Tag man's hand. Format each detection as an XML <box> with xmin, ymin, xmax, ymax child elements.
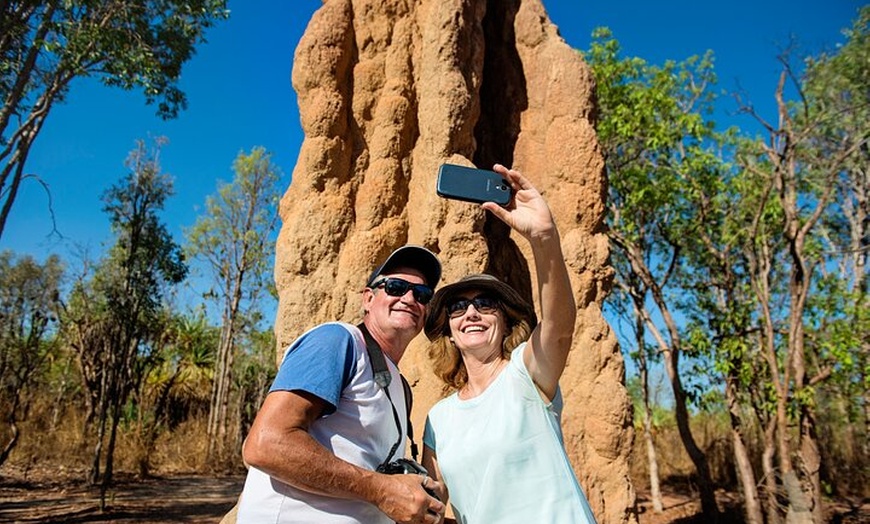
<box><xmin>373</xmin><ymin>473</ymin><xmax>446</xmax><ymax>523</ymax></box>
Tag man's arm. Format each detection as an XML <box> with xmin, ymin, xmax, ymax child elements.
<box><xmin>243</xmin><ymin>389</ymin><xmax>444</xmax><ymax>522</ymax></box>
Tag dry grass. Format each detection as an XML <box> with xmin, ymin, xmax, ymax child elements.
<box><xmin>3</xmin><ymin>401</ymin><xmax>867</xmax><ymax>523</ymax></box>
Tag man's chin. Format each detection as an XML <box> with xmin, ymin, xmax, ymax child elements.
<box><xmin>390</xmin><ymin>311</ymin><xmax>422</xmax><ymax>331</ymax></box>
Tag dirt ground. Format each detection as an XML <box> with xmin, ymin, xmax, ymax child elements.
<box><xmin>1</xmin><ymin>466</ymin><xmax>868</xmax><ymax>523</ymax></box>
<box><xmin>0</xmin><ymin>466</ymin><xmax>243</xmax><ymax>523</ymax></box>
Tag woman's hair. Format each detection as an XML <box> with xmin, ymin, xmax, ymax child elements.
<box><xmin>427</xmin><ymin>301</ymin><xmax>533</xmax><ymax>393</ymax></box>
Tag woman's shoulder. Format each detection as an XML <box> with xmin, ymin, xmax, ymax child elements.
<box><xmin>429</xmin><ymin>391</ymin><xmax>460</xmax><ymax>416</ymax></box>
<box><xmin>509</xmin><ymin>341</ymin><xmax>529</xmax><ymax>369</ymax></box>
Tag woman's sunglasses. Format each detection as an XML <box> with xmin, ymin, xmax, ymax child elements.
<box><xmin>371</xmin><ymin>277</ymin><xmax>434</xmax><ymax>305</ymax></box>
<box><xmin>446</xmin><ymin>296</ymin><xmax>500</xmax><ymax>318</ymax></box>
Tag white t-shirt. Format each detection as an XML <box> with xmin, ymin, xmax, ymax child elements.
<box><xmin>237</xmin><ymin>322</ymin><xmax>407</xmax><ymax>524</ymax></box>
<box><xmin>423</xmin><ymin>343</ymin><xmax>598</xmax><ymax>523</ymax></box>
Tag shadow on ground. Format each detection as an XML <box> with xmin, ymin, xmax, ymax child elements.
<box><xmin>0</xmin><ymin>470</ymin><xmax>244</xmax><ymax>524</ymax></box>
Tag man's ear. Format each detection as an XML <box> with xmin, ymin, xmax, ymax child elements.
<box><xmin>362</xmin><ymin>288</ymin><xmax>375</xmax><ymax>312</ymax></box>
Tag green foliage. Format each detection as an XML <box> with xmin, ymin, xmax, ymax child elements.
<box><xmin>806</xmin><ymin>273</ymin><xmax>869</xmax><ymax>415</ymax></box>
<box><xmin>97</xmin><ymin>138</ymin><xmax>187</xmax><ymax>326</ymax></box>
<box><xmin>588</xmin><ymin>30</ymin><xmax>730</xmax><ymax>511</ymax></box>
<box><xmin>587</xmin><ymin>25</ymin><xmax>724</xmax><ymax>401</ymax></box>
<box><xmin>0</xmin><ymin>251</ymin><xmax>64</xmax><ymax>465</ymax></box>
<box><xmin>625</xmin><ymin>375</ymin><xmax>674</xmax><ymax>430</ymax></box>
<box><xmin>803</xmin><ymin>7</ymin><xmax>869</xmax><ymax>153</ymax></box>
<box><xmin>63</xmin><ymin>137</ymin><xmax>188</xmax><ymax>488</ymax></box>
<box><xmin>184</xmin><ymin>146</ymin><xmax>281</xmax><ymax>462</ymax></box>
<box><xmin>0</xmin><ymin>0</ymin><xmax>229</xmax><ymax>240</ymax></box>
<box><xmin>584</xmin><ymin>27</ymin><xmax>719</xmax><ymax>244</ymax></box>
<box><xmin>729</xmin><ymin>2</ymin><xmax>868</xmax><ymax>438</ymax></box>
<box><xmin>185</xmin><ymin>146</ymin><xmax>281</xmax><ymax>322</ymax></box>
<box><xmin>591</xmin><ymin>10</ymin><xmax>870</xmax><ymax>507</ymax></box>
<box><xmin>142</xmin><ymin>309</ymin><xmax>217</xmax><ymax>430</ymax></box>
<box><xmin>234</xmin><ymin>326</ymin><xmax>278</xmax><ymax>437</ymax></box>
<box><xmin>799</xmin><ymin>9</ymin><xmax>869</xmax><ymax>435</ymax></box>
<box><xmin>1</xmin><ymin>0</ymin><xmax>229</xmax><ymax>121</ymax></box>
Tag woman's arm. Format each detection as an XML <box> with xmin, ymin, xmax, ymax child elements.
<box><xmin>482</xmin><ymin>164</ymin><xmax>576</xmax><ymax>400</ymax></box>
<box><xmin>421</xmin><ymin>444</ymin><xmax>449</xmax><ymax>504</ymax></box>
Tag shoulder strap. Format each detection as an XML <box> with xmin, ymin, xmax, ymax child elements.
<box><xmin>400</xmin><ymin>374</ymin><xmax>419</xmax><ymax>461</ymax></box>
<box><xmin>359</xmin><ymin>323</ymin><xmax>392</xmax><ymax>389</ymax></box>
<box><xmin>357</xmin><ymin>323</ymin><xmax>419</xmax><ymax>461</ymax></box>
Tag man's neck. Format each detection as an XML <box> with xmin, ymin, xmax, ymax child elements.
<box><xmin>362</xmin><ymin>320</ymin><xmax>410</xmax><ymax>365</ymax></box>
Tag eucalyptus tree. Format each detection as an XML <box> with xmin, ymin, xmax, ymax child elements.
<box><xmin>677</xmin><ymin>141</ymin><xmax>770</xmax><ymax>524</ymax></box>
<box><xmin>583</xmin><ymin>29</ymin><xmax>723</xmax><ymax>519</ymax></box>
<box><xmin>0</xmin><ymin>0</ymin><xmax>228</xmax><ymax>239</ymax></box>
<box><xmin>731</xmin><ymin>8</ymin><xmax>869</xmax><ymax>520</ymax></box>
<box><xmin>64</xmin><ymin>138</ymin><xmax>186</xmax><ymax>504</ymax></box>
<box><xmin>609</xmin><ymin>269</ymin><xmax>665</xmax><ymax>513</ymax></box>
<box><xmin>185</xmin><ymin>147</ymin><xmax>281</xmax><ymax>466</ymax></box>
<box><xmin>803</xmin><ymin>7</ymin><xmax>869</xmax><ymax>484</ymax></box>
<box><xmin>0</xmin><ymin>251</ymin><xmax>63</xmax><ymax>467</ymax></box>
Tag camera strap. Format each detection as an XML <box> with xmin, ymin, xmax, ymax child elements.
<box><xmin>357</xmin><ymin>323</ymin><xmax>419</xmax><ymax>466</ymax></box>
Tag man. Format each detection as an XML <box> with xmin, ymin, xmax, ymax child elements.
<box><xmin>237</xmin><ymin>245</ymin><xmax>446</xmax><ymax>524</ymax></box>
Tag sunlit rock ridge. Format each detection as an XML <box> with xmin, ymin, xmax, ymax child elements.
<box><xmin>274</xmin><ymin>1</ymin><xmax>637</xmax><ymax>521</ymax></box>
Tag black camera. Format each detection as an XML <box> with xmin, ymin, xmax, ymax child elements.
<box><xmin>377</xmin><ymin>458</ymin><xmax>439</xmax><ymax>500</ymax></box>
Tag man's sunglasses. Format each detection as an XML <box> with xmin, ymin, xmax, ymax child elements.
<box><xmin>446</xmin><ymin>296</ymin><xmax>500</xmax><ymax>318</ymax></box>
<box><xmin>371</xmin><ymin>277</ymin><xmax>434</xmax><ymax>305</ymax></box>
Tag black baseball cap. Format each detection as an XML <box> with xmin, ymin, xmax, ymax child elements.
<box><xmin>366</xmin><ymin>245</ymin><xmax>442</xmax><ymax>289</ymax></box>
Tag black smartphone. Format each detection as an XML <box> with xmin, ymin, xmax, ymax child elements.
<box><xmin>436</xmin><ymin>164</ymin><xmax>512</xmax><ymax>206</ymax></box>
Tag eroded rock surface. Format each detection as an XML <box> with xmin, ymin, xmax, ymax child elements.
<box><xmin>275</xmin><ymin>1</ymin><xmax>637</xmax><ymax>521</ymax></box>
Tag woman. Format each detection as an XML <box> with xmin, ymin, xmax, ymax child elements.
<box><xmin>421</xmin><ymin>164</ymin><xmax>597</xmax><ymax>523</ymax></box>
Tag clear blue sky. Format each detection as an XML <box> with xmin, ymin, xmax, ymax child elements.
<box><xmin>1</xmin><ymin>0</ymin><xmax>862</xmax><ymax>264</ymax></box>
